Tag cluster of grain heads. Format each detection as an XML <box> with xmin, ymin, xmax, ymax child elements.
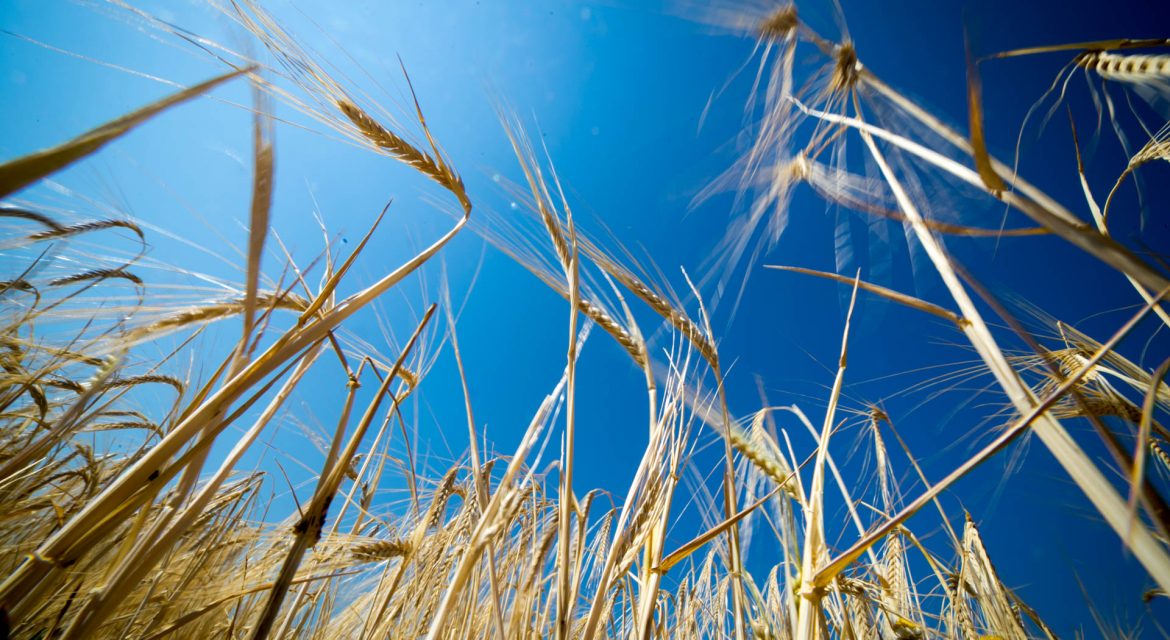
<box><xmin>738</xmin><ymin>3</ymin><xmax>1170</xmax><ymax>626</ymax></box>
<box><xmin>0</xmin><ymin>0</ymin><xmax>486</xmax><ymax>632</ymax></box>
<box><xmin>3</xmin><ymin>2</ymin><xmax>712</xmax><ymax>636</ymax></box>
<box><xmin>1</xmin><ymin>209</ymin><xmax>170</xmax><ymax>613</ymax></box>
<box><xmin>490</xmin><ymin>115</ymin><xmax>772</xmax><ymax>637</ymax></box>
<box><xmin>464</xmin><ymin>72</ymin><xmax>1082</xmax><ymax>640</ymax></box>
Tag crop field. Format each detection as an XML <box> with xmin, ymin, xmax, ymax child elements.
<box><xmin>1</xmin><ymin>1</ymin><xmax>1169</xmax><ymax>638</ymax></box>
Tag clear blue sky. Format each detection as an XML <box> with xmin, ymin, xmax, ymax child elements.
<box><xmin>3</xmin><ymin>0</ymin><xmax>1170</xmax><ymax>635</ymax></box>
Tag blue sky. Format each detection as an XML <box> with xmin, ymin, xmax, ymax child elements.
<box><xmin>3</xmin><ymin>0</ymin><xmax>1170</xmax><ymax>635</ymax></box>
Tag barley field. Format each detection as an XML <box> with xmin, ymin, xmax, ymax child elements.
<box><xmin>1</xmin><ymin>1</ymin><xmax>1169</xmax><ymax>638</ymax></box>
